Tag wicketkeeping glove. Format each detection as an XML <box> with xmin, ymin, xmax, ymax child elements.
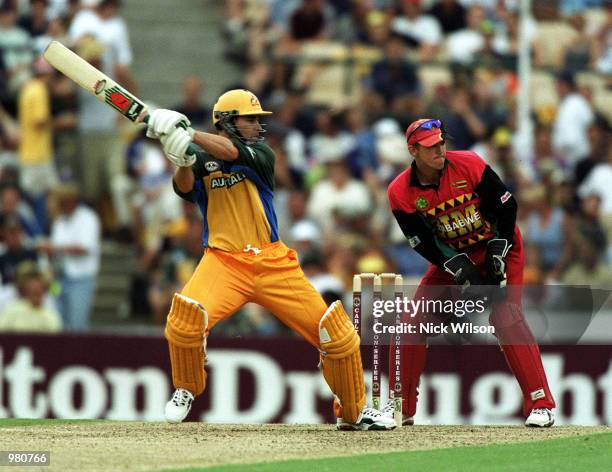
<box><xmin>443</xmin><ymin>253</ymin><xmax>487</xmax><ymax>292</ymax></box>
<box><xmin>485</xmin><ymin>239</ymin><xmax>512</xmax><ymax>287</ymax></box>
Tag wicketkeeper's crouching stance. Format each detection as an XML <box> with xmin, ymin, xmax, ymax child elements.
<box><xmin>146</xmin><ymin>90</ymin><xmax>394</xmax><ymax>430</ymax></box>
<box><xmin>384</xmin><ymin>119</ymin><xmax>555</xmax><ymax>427</ymax></box>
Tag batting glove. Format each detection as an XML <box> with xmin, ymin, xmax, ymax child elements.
<box><xmin>161</xmin><ymin>127</ymin><xmax>196</xmax><ymax>167</ymax></box>
<box><xmin>485</xmin><ymin>239</ymin><xmax>512</xmax><ymax>287</ymax></box>
<box><xmin>443</xmin><ymin>253</ymin><xmax>486</xmax><ymax>292</ymax></box>
<box><xmin>146</xmin><ymin>109</ymin><xmax>192</xmax><ymax>138</ymax></box>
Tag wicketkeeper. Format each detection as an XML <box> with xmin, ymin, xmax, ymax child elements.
<box><xmin>145</xmin><ymin>89</ymin><xmax>395</xmax><ymax>430</ymax></box>
<box><xmin>384</xmin><ymin>118</ymin><xmax>556</xmax><ymax>427</ymax></box>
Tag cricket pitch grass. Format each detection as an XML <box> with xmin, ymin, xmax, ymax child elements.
<box><xmin>1</xmin><ymin>420</ymin><xmax>610</xmax><ymax>471</ymax></box>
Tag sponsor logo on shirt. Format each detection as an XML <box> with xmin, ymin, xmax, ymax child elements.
<box><xmin>205</xmin><ymin>161</ymin><xmax>221</xmax><ymax>172</ymax></box>
<box><xmin>210</xmin><ymin>172</ymin><xmax>246</xmax><ymax>189</ymax></box>
<box><xmin>415</xmin><ymin>196</ymin><xmax>428</xmax><ymax>210</ymax></box>
<box><xmin>408</xmin><ymin>235</ymin><xmax>421</xmax><ymax>248</ymax></box>
<box><xmin>436</xmin><ymin>206</ymin><xmax>483</xmax><ymax>236</ymax></box>
<box><xmin>419</xmin><ymin>192</ymin><xmax>494</xmax><ymax>249</ymax></box>
<box><xmin>452</xmin><ymin>179</ymin><xmax>468</xmax><ymax>189</ymax></box>
<box><xmin>500</xmin><ymin>191</ymin><xmax>512</xmax><ymax>204</ymax></box>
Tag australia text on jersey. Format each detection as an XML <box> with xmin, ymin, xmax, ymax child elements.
<box><xmin>210</xmin><ymin>172</ymin><xmax>246</xmax><ymax>189</ymax></box>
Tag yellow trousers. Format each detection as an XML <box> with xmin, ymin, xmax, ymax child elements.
<box><xmin>181</xmin><ymin>241</ymin><xmax>327</xmax><ymax>347</ymax></box>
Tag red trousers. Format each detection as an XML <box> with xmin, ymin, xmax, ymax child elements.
<box><xmin>391</xmin><ymin>235</ymin><xmax>556</xmax><ymax>418</ymax></box>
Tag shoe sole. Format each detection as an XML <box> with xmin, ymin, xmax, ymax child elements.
<box><xmin>525</xmin><ymin>415</ymin><xmax>554</xmax><ymax>427</ymax></box>
<box><xmin>166</xmin><ymin>418</ymin><xmax>184</xmax><ymax>423</ymax></box>
<box><xmin>337</xmin><ymin>422</ymin><xmax>397</xmax><ymax>431</ymax></box>
<box><xmin>525</xmin><ymin>420</ymin><xmax>554</xmax><ymax>427</ymax></box>
<box><xmin>165</xmin><ymin>406</ymin><xmax>191</xmax><ymax>423</ymax></box>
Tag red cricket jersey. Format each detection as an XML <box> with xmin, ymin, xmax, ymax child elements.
<box><xmin>388</xmin><ymin>150</ymin><xmax>520</xmax><ymax>266</ymax></box>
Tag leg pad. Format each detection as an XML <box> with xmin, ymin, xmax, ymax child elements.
<box><xmin>164</xmin><ymin>293</ymin><xmax>208</xmax><ymax>396</ymax></box>
<box><xmin>491</xmin><ymin>302</ymin><xmax>555</xmax><ymax>415</ymax></box>
<box><xmin>319</xmin><ymin>301</ymin><xmax>366</xmax><ymax>423</ymax></box>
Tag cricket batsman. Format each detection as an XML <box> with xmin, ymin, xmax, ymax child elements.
<box><xmin>384</xmin><ymin>118</ymin><xmax>556</xmax><ymax>427</ymax></box>
<box><xmin>145</xmin><ymin>89</ymin><xmax>395</xmax><ymax>430</ymax></box>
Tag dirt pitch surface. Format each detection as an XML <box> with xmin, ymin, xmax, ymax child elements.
<box><xmin>2</xmin><ymin>423</ymin><xmax>610</xmax><ymax>472</ymax></box>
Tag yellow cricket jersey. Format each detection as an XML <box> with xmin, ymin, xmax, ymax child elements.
<box><xmin>18</xmin><ymin>78</ymin><xmax>52</xmax><ymax>165</ymax></box>
<box><xmin>173</xmin><ymin>139</ymin><xmax>278</xmax><ymax>252</ymax></box>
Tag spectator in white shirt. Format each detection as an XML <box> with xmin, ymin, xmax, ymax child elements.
<box><xmin>307</xmin><ymin>158</ymin><xmax>372</xmax><ymax>239</ymax></box>
<box><xmin>551</xmin><ymin>71</ymin><xmax>594</xmax><ymax>166</ymax></box>
<box><xmin>458</xmin><ymin>0</ymin><xmax>518</xmax><ymax>13</ymax></box>
<box><xmin>69</xmin><ymin>0</ymin><xmax>135</xmax><ymax>89</ymax></box>
<box><xmin>579</xmin><ymin>145</ymin><xmax>612</xmax><ymax>216</ymax></box>
<box><xmin>38</xmin><ymin>183</ymin><xmax>101</xmax><ymax>330</ymax></box>
<box><xmin>309</xmin><ymin>110</ymin><xmax>356</xmax><ymax>166</ymax></box>
<box><xmin>446</xmin><ymin>4</ymin><xmax>487</xmax><ymax>64</ymax></box>
<box><xmin>391</xmin><ymin>0</ymin><xmax>443</xmax><ymax>62</ymax></box>
<box><xmin>68</xmin><ymin>0</ymin><xmax>137</xmax><ymax>233</ymax></box>
<box><xmin>592</xmin><ymin>4</ymin><xmax>611</xmax><ymax>74</ymax></box>
<box><xmin>0</xmin><ymin>3</ymin><xmax>33</xmax><ymax>104</ymax></box>
<box><xmin>578</xmin><ymin>143</ymin><xmax>612</xmax><ymax>265</ymax></box>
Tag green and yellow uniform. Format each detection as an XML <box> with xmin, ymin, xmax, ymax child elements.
<box><xmin>174</xmin><ymin>139</ymin><xmax>328</xmax><ymax>345</ymax></box>
<box><xmin>164</xmin><ymin>89</ymin><xmax>368</xmax><ymax>424</ymax></box>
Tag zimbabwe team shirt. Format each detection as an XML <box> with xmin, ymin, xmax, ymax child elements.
<box><xmin>388</xmin><ymin>150</ymin><xmax>519</xmax><ymax>267</ymax></box>
<box><xmin>174</xmin><ymin>139</ymin><xmax>278</xmax><ymax>252</ymax></box>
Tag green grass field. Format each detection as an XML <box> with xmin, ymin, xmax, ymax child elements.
<box><xmin>172</xmin><ymin>432</ymin><xmax>612</xmax><ymax>472</ymax></box>
<box><xmin>1</xmin><ymin>419</ymin><xmax>610</xmax><ymax>471</ymax></box>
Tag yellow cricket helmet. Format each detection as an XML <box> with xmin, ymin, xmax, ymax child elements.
<box><xmin>212</xmin><ymin>89</ymin><xmax>272</xmax><ymax>128</ymax></box>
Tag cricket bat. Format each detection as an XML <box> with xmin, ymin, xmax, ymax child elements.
<box><xmin>42</xmin><ymin>40</ymin><xmax>196</xmax><ymax>153</ymax></box>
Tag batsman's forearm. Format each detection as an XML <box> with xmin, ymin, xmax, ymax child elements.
<box><xmin>192</xmin><ymin>131</ymin><xmax>238</xmax><ymax>161</ymax></box>
<box><xmin>174</xmin><ymin>166</ymin><xmax>195</xmax><ymax>194</ymax></box>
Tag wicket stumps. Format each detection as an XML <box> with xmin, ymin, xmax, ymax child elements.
<box><xmin>352</xmin><ymin>272</ymin><xmax>403</xmax><ymax>427</ymax></box>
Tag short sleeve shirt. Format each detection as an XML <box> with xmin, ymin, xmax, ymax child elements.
<box><xmin>176</xmin><ymin>140</ymin><xmax>278</xmax><ymax>252</ymax></box>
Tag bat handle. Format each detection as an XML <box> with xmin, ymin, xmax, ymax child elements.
<box><xmin>141</xmin><ymin>114</ymin><xmax>198</xmax><ymax>157</ymax></box>
<box><xmin>185</xmin><ymin>144</ymin><xmax>198</xmax><ymax>156</ymax></box>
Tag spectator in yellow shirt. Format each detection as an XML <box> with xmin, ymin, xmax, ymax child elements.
<box><xmin>17</xmin><ymin>56</ymin><xmax>58</xmax><ymax>232</ymax></box>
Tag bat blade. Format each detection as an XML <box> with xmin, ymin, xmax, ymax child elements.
<box><xmin>43</xmin><ymin>40</ymin><xmax>147</xmax><ymax>122</ymax></box>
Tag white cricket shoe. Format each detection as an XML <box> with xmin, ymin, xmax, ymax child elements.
<box><xmin>165</xmin><ymin>388</ymin><xmax>194</xmax><ymax>423</ymax></box>
<box><xmin>525</xmin><ymin>408</ymin><xmax>554</xmax><ymax>427</ymax></box>
<box><xmin>381</xmin><ymin>399</ymin><xmax>414</xmax><ymax>426</ymax></box>
<box><xmin>336</xmin><ymin>406</ymin><xmax>397</xmax><ymax>431</ymax></box>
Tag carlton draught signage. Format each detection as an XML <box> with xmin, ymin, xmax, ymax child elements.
<box><xmin>0</xmin><ymin>335</ymin><xmax>610</xmax><ymax>425</ymax></box>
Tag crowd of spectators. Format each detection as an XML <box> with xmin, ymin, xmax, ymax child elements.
<box><xmin>0</xmin><ymin>0</ymin><xmax>610</xmax><ymax>335</ymax></box>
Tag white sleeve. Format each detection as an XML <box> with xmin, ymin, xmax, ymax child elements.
<box><xmin>421</xmin><ymin>17</ymin><xmax>442</xmax><ymax>45</ymax></box>
<box><xmin>79</xmin><ymin>211</ymin><xmax>101</xmax><ymax>254</ymax></box>
<box><xmin>577</xmin><ymin>167</ymin><xmax>602</xmax><ymax>199</ymax></box>
<box><xmin>68</xmin><ymin>11</ymin><xmax>99</xmax><ymax>41</ymax></box>
<box><xmin>345</xmin><ymin>182</ymin><xmax>372</xmax><ymax>214</ymax></box>
<box><xmin>579</xmin><ymin>99</ymin><xmax>595</xmax><ymax>127</ymax></box>
<box><xmin>50</xmin><ymin>218</ymin><xmax>61</xmax><ymax>246</ymax></box>
<box><xmin>307</xmin><ymin>183</ymin><xmax>332</xmax><ymax>228</ymax></box>
<box><xmin>553</xmin><ymin>97</ymin><xmax>593</xmax><ymax>151</ymax></box>
<box><xmin>285</xmin><ymin>131</ymin><xmax>307</xmax><ymax>172</ymax></box>
<box><xmin>114</xmin><ymin>20</ymin><xmax>133</xmax><ymax>66</ymax></box>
